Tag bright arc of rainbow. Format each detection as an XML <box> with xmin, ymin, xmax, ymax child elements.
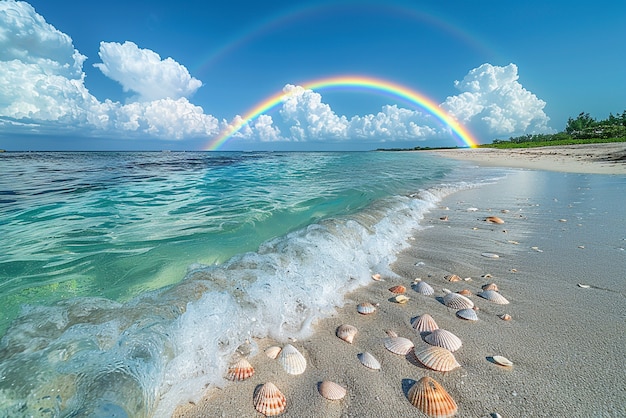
<box><xmin>204</xmin><ymin>75</ymin><xmax>478</xmax><ymax>150</ymax></box>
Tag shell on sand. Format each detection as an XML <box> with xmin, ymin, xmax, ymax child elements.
<box><xmin>383</xmin><ymin>336</ymin><xmax>415</xmax><ymax>355</ymax></box>
<box><xmin>336</xmin><ymin>324</ymin><xmax>358</xmax><ymax>344</ymax></box>
<box><xmin>357</xmin><ymin>352</ymin><xmax>381</xmax><ymax>370</ymax></box>
<box><xmin>443</xmin><ymin>292</ymin><xmax>474</xmax><ymax>310</ymax></box>
<box><xmin>492</xmin><ymin>355</ymin><xmax>514</xmax><ymax>367</ymax></box>
<box><xmin>414</xmin><ymin>345</ymin><xmax>461</xmax><ymax>372</ymax></box>
<box><xmin>424</xmin><ymin>329</ymin><xmax>462</xmax><ymax>352</ymax></box>
<box><xmin>411</xmin><ymin>314</ymin><xmax>439</xmax><ymax>333</ymax></box>
<box><xmin>407</xmin><ymin>376</ymin><xmax>458</xmax><ymax>418</ymax></box>
<box><xmin>318</xmin><ymin>381</ymin><xmax>347</xmax><ymax>401</ymax></box>
<box><xmin>444</xmin><ymin>274</ymin><xmax>462</xmax><ymax>282</ymax></box>
<box><xmin>277</xmin><ymin>344</ymin><xmax>307</xmax><ymax>375</ymax></box>
<box><xmin>389</xmin><ymin>285</ymin><xmax>407</xmax><ymax>294</ymax></box>
<box><xmin>456</xmin><ymin>308</ymin><xmax>478</xmax><ymax>321</ymax></box>
<box><xmin>371</xmin><ymin>273</ymin><xmax>383</xmax><ymax>281</ymax></box>
<box><xmin>481</xmin><ymin>252</ymin><xmax>500</xmax><ymax>259</ymax></box>
<box><xmin>357</xmin><ymin>302</ymin><xmax>377</xmax><ymax>315</ymax></box>
<box><xmin>482</xmin><ymin>283</ymin><xmax>499</xmax><ymax>292</ymax></box>
<box><xmin>227</xmin><ymin>358</ymin><xmax>255</xmax><ymax>381</ymax></box>
<box><xmin>265</xmin><ymin>346</ymin><xmax>282</xmax><ymax>359</ymax></box>
<box><xmin>457</xmin><ymin>289</ymin><xmax>472</xmax><ymax>297</ymax></box>
<box><xmin>485</xmin><ymin>216</ymin><xmax>505</xmax><ymax>224</ymax></box>
<box><xmin>254</xmin><ymin>382</ymin><xmax>286</xmax><ymax>416</ymax></box>
<box><xmin>498</xmin><ymin>314</ymin><xmax>512</xmax><ymax>321</ymax></box>
<box><xmin>414</xmin><ymin>280</ymin><xmax>434</xmax><ymax>296</ymax></box>
<box><xmin>477</xmin><ymin>290</ymin><xmax>510</xmax><ymax>305</ymax></box>
<box><xmin>390</xmin><ymin>294</ymin><xmax>410</xmax><ymax>304</ymax></box>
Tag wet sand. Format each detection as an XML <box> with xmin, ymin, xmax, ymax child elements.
<box><xmin>174</xmin><ymin>146</ymin><xmax>626</xmax><ymax>417</ymax></box>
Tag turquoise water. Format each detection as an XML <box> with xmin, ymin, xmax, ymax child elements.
<box><xmin>0</xmin><ymin>151</ymin><xmax>498</xmax><ymax>416</ymax></box>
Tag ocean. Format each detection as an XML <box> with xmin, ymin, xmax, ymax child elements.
<box><xmin>0</xmin><ymin>151</ymin><xmax>503</xmax><ymax>416</ymax></box>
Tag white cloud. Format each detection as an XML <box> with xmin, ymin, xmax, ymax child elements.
<box><xmin>442</xmin><ymin>63</ymin><xmax>553</xmax><ymax>137</ymax></box>
<box><xmin>94</xmin><ymin>41</ymin><xmax>202</xmax><ymax>101</ymax></box>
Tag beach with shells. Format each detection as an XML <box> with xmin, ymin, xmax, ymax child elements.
<box><xmin>174</xmin><ymin>152</ymin><xmax>625</xmax><ymax>417</ymax></box>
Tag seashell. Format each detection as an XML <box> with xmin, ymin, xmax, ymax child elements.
<box><xmin>443</xmin><ymin>292</ymin><xmax>474</xmax><ymax>310</ymax></box>
<box><xmin>444</xmin><ymin>274</ymin><xmax>462</xmax><ymax>282</ymax></box>
<box><xmin>253</xmin><ymin>382</ymin><xmax>286</xmax><ymax>416</ymax></box>
<box><xmin>482</xmin><ymin>273</ymin><xmax>493</xmax><ymax>279</ymax></box>
<box><xmin>357</xmin><ymin>302</ymin><xmax>377</xmax><ymax>315</ymax></box>
<box><xmin>390</xmin><ymin>294</ymin><xmax>410</xmax><ymax>304</ymax></box>
<box><xmin>439</xmin><ymin>215</ymin><xmax>448</xmax><ymax>221</ymax></box>
<box><xmin>577</xmin><ymin>283</ymin><xmax>590</xmax><ymax>288</ymax></box>
<box><xmin>227</xmin><ymin>358</ymin><xmax>255</xmax><ymax>381</ymax></box>
<box><xmin>318</xmin><ymin>381</ymin><xmax>347</xmax><ymax>401</ymax></box>
<box><xmin>411</xmin><ymin>314</ymin><xmax>439</xmax><ymax>333</ymax></box>
<box><xmin>478</xmin><ymin>290</ymin><xmax>509</xmax><ymax>305</ymax></box>
<box><xmin>481</xmin><ymin>252</ymin><xmax>500</xmax><ymax>258</ymax></box>
<box><xmin>336</xmin><ymin>324</ymin><xmax>358</xmax><ymax>344</ymax></box>
<box><xmin>389</xmin><ymin>285</ymin><xmax>406</xmax><ymax>294</ymax></box>
<box><xmin>414</xmin><ymin>345</ymin><xmax>461</xmax><ymax>372</ymax></box>
<box><xmin>414</xmin><ymin>280</ymin><xmax>434</xmax><ymax>296</ymax></box>
<box><xmin>498</xmin><ymin>314</ymin><xmax>512</xmax><ymax>321</ymax></box>
<box><xmin>383</xmin><ymin>336</ymin><xmax>415</xmax><ymax>355</ymax></box>
<box><xmin>357</xmin><ymin>352</ymin><xmax>381</xmax><ymax>370</ymax></box>
<box><xmin>457</xmin><ymin>289</ymin><xmax>472</xmax><ymax>297</ymax></box>
<box><xmin>407</xmin><ymin>376</ymin><xmax>458</xmax><ymax>418</ymax></box>
<box><xmin>265</xmin><ymin>346</ymin><xmax>282</xmax><ymax>359</ymax></box>
<box><xmin>492</xmin><ymin>355</ymin><xmax>513</xmax><ymax>367</ymax></box>
<box><xmin>424</xmin><ymin>329</ymin><xmax>462</xmax><ymax>352</ymax></box>
<box><xmin>385</xmin><ymin>329</ymin><xmax>398</xmax><ymax>338</ymax></box>
<box><xmin>456</xmin><ymin>308</ymin><xmax>478</xmax><ymax>321</ymax></box>
<box><xmin>485</xmin><ymin>216</ymin><xmax>504</xmax><ymax>224</ymax></box>
<box><xmin>481</xmin><ymin>283</ymin><xmax>499</xmax><ymax>292</ymax></box>
<box><xmin>277</xmin><ymin>344</ymin><xmax>307</xmax><ymax>375</ymax></box>
<box><xmin>371</xmin><ymin>273</ymin><xmax>383</xmax><ymax>281</ymax></box>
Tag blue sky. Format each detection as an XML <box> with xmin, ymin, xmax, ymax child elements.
<box><xmin>0</xmin><ymin>0</ymin><xmax>624</xmax><ymax>151</ymax></box>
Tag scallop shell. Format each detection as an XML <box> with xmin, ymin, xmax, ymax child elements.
<box><xmin>336</xmin><ymin>324</ymin><xmax>358</xmax><ymax>344</ymax></box>
<box><xmin>407</xmin><ymin>376</ymin><xmax>458</xmax><ymax>418</ymax></box>
<box><xmin>485</xmin><ymin>216</ymin><xmax>505</xmax><ymax>224</ymax></box>
<box><xmin>253</xmin><ymin>382</ymin><xmax>286</xmax><ymax>416</ymax></box>
<box><xmin>498</xmin><ymin>313</ymin><xmax>512</xmax><ymax>321</ymax></box>
<box><xmin>492</xmin><ymin>355</ymin><xmax>513</xmax><ymax>367</ymax></box>
<box><xmin>424</xmin><ymin>329</ymin><xmax>462</xmax><ymax>352</ymax></box>
<box><xmin>357</xmin><ymin>302</ymin><xmax>377</xmax><ymax>315</ymax></box>
<box><xmin>443</xmin><ymin>292</ymin><xmax>474</xmax><ymax>310</ymax></box>
<box><xmin>457</xmin><ymin>289</ymin><xmax>472</xmax><ymax>297</ymax></box>
<box><xmin>318</xmin><ymin>381</ymin><xmax>347</xmax><ymax>401</ymax></box>
<box><xmin>265</xmin><ymin>346</ymin><xmax>282</xmax><ymax>359</ymax></box>
<box><xmin>478</xmin><ymin>290</ymin><xmax>510</xmax><ymax>305</ymax></box>
<box><xmin>390</xmin><ymin>294</ymin><xmax>410</xmax><ymax>304</ymax></box>
<box><xmin>389</xmin><ymin>285</ymin><xmax>407</xmax><ymax>294</ymax></box>
<box><xmin>357</xmin><ymin>352</ymin><xmax>381</xmax><ymax>370</ymax></box>
<box><xmin>482</xmin><ymin>283</ymin><xmax>499</xmax><ymax>292</ymax></box>
<box><xmin>414</xmin><ymin>280</ymin><xmax>434</xmax><ymax>296</ymax></box>
<box><xmin>227</xmin><ymin>358</ymin><xmax>255</xmax><ymax>381</ymax></box>
<box><xmin>444</xmin><ymin>274</ymin><xmax>462</xmax><ymax>282</ymax></box>
<box><xmin>277</xmin><ymin>344</ymin><xmax>307</xmax><ymax>375</ymax></box>
<box><xmin>383</xmin><ymin>336</ymin><xmax>415</xmax><ymax>355</ymax></box>
<box><xmin>411</xmin><ymin>314</ymin><xmax>439</xmax><ymax>333</ymax></box>
<box><xmin>456</xmin><ymin>308</ymin><xmax>478</xmax><ymax>321</ymax></box>
<box><xmin>414</xmin><ymin>345</ymin><xmax>461</xmax><ymax>372</ymax></box>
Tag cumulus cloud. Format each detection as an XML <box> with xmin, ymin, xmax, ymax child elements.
<box><xmin>442</xmin><ymin>63</ymin><xmax>552</xmax><ymax>138</ymax></box>
<box><xmin>94</xmin><ymin>41</ymin><xmax>202</xmax><ymax>101</ymax></box>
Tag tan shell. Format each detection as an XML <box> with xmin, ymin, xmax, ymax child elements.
<box><xmin>357</xmin><ymin>352</ymin><xmax>381</xmax><ymax>370</ymax></box>
<box><xmin>485</xmin><ymin>216</ymin><xmax>504</xmax><ymax>224</ymax></box>
<box><xmin>383</xmin><ymin>336</ymin><xmax>415</xmax><ymax>355</ymax></box>
<box><xmin>411</xmin><ymin>314</ymin><xmax>439</xmax><ymax>333</ymax></box>
<box><xmin>336</xmin><ymin>324</ymin><xmax>358</xmax><ymax>344</ymax></box>
<box><xmin>456</xmin><ymin>308</ymin><xmax>478</xmax><ymax>321</ymax></box>
<box><xmin>443</xmin><ymin>292</ymin><xmax>474</xmax><ymax>310</ymax></box>
<box><xmin>357</xmin><ymin>302</ymin><xmax>377</xmax><ymax>315</ymax></box>
<box><xmin>277</xmin><ymin>344</ymin><xmax>307</xmax><ymax>375</ymax></box>
<box><xmin>414</xmin><ymin>280</ymin><xmax>434</xmax><ymax>296</ymax></box>
<box><xmin>414</xmin><ymin>345</ymin><xmax>461</xmax><ymax>372</ymax></box>
<box><xmin>492</xmin><ymin>355</ymin><xmax>513</xmax><ymax>367</ymax></box>
<box><xmin>253</xmin><ymin>382</ymin><xmax>286</xmax><ymax>416</ymax></box>
<box><xmin>318</xmin><ymin>381</ymin><xmax>347</xmax><ymax>401</ymax></box>
<box><xmin>498</xmin><ymin>313</ymin><xmax>512</xmax><ymax>321</ymax></box>
<box><xmin>389</xmin><ymin>285</ymin><xmax>407</xmax><ymax>294</ymax></box>
<box><xmin>390</xmin><ymin>294</ymin><xmax>410</xmax><ymax>304</ymax></box>
<box><xmin>265</xmin><ymin>346</ymin><xmax>282</xmax><ymax>359</ymax></box>
<box><xmin>444</xmin><ymin>274</ymin><xmax>462</xmax><ymax>282</ymax></box>
<box><xmin>424</xmin><ymin>329</ymin><xmax>462</xmax><ymax>352</ymax></box>
<box><xmin>482</xmin><ymin>283</ymin><xmax>499</xmax><ymax>292</ymax></box>
<box><xmin>478</xmin><ymin>290</ymin><xmax>509</xmax><ymax>305</ymax></box>
<box><xmin>407</xmin><ymin>376</ymin><xmax>458</xmax><ymax>417</ymax></box>
<box><xmin>227</xmin><ymin>358</ymin><xmax>255</xmax><ymax>381</ymax></box>
<box><xmin>371</xmin><ymin>273</ymin><xmax>383</xmax><ymax>281</ymax></box>
<box><xmin>457</xmin><ymin>289</ymin><xmax>472</xmax><ymax>297</ymax></box>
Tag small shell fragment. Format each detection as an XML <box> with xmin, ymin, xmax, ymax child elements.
<box><xmin>371</xmin><ymin>273</ymin><xmax>383</xmax><ymax>281</ymax></box>
<box><xmin>318</xmin><ymin>381</ymin><xmax>347</xmax><ymax>401</ymax></box>
<box><xmin>277</xmin><ymin>344</ymin><xmax>307</xmax><ymax>375</ymax></box>
<box><xmin>481</xmin><ymin>252</ymin><xmax>500</xmax><ymax>259</ymax></box>
<box><xmin>457</xmin><ymin>289</ymin><xmax>472</xmax><ymax>297</ymax></box>
<box><xmin>389</xmin><ymin>285</ymin><xmax>407</xmax><ymax>294</ymax></box>
<box><xmin>253</xmin><ymin>382</ymin><xmax>286</xmax><ymax>416</ymax></box>
<box><xmin>357</xmin><ymin>352</ymin><xmax>381</xmax><ymax>370</ymax></box>
<box><xmin>407</xmin><ymin>376</ymin><xmax>458</xmax><ymax>418</ymax></box>
<box><xmin>444</xmin><ymin>274</ymin><xmax>462</xmax><ymax>282</ymax></box>
<box><xmin>485</xmin><ymin>216</ymin><xmax>505</xmax><ymax>224</ymax></box>
<box><xmin>498</xmin><ymin>314</ymin><xmax>512</xmax><ymax>321</ymax></box>
<box><xmin>357</xmin><ymin>302</ymin><xmax>377</xmax><ymax>315</ymax></box>
<box><xmin>492</xmin><ymin>355</ymin><xmax>513</xmax><ymax>367</ymax></box>
<box><xmin>414</xmin><ymin>345</ymin><xmax>461</xmax><ymax>372</ymax></box>
<box><xmin>383</xmin><ymin>336</ymin><xmax>415</xmax><ymax>355</ymax></box>
<box><xmin>227</xmin><ymin>358</ymin><xmax>255</xmax><ymax>381</ymax></box>
<box><xmin>390</xmin><ymin>294</ymin><xmax>410</xmax><ymax>304</ymax></box>
<box><xmin>577</xmin><ymin>283</ymin><xmax>591</xmax><ymax>288</ymax></box>
<box><xmin>336</xmin><ymin>324</ymin><xmax>358</xmax><ymax>344</ymax></box>
<box><xmin>411</xmin><ymin>314</ymin><xmax>439</xmax><ymax>334</ymax></box>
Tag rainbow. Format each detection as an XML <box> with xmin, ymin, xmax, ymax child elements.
<box><xmin>204</xmin><ymin>75</ymin><xmax>479</xmax><ymax>150</ymax></box>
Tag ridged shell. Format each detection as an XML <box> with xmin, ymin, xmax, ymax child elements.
<box><xmin>456</xmin><ymin>308</ymin><xmax>478</xmax><ymax>321</ymax></box>
<box><xmin>444</xmin><ymin>274</ymin><xmax>462</xmax><ymax>282</ymax></box>
<box><xmin>414</xmin><ymin>345</ymin><xmax>461</xmax><ymax>372</ymax></box>
<box><xmin>411</xmin><ymin>314</ymin><xmax>439</xmax><ymax>333</ymax></box>
<box><xmin>492</xmin><ymin>355</ymin><xmax>513</xmax><ymax>367</ymax></box>
<box><xmin>265</xmin><ymin>346</ymin><xmax>282</xmax><ymax>359</ymax></box>
<box><xmin>482</xmin><ymin>283</ymin><xmax>499</xmax><ymax>292</ymax></box>
<box><xmin>318</xmin><ymin>381</ymin><xmax>347</xmax><ymax>400</ymax></box>
<box><xmin>407</xmin><ymin>376</ymin><xmax>458</xmax><ymax>418</ymax></box>
<box><xmin>357</xmin><ymin>352</ymin><xmax>381</xmax><ymax>370</ymax></box>
<box><xmin>424</xmin><ymin>329</ymin><xmax>462</xmax><ymax>352</ymax></box>
<box><xmin>485</xmin><ymin>216</ymin><xmax>505</xmax><ymax>224</ymax></box>
<box><xmin>391</xmin><ymin>294</ymin><xmax>410</xmax><ymax>304</ymax></box>
<box><xmin>357</xmin><ymin>302</ymin><xmax>377</xmax><ymax>315</ymax></box>
<box><xmin>478</xmin><ymin>290</ymin><xmax>510</xmax><ymax>305</ymax></box>
<box><xmin>277</xmin><ymin>344</ymin><xmax>307</xmax><ymax>375</ymax></box>
<box><xmin>414</xmin><ymin>280</ymin><xmax>434</xmax><ymax>296</ymax></box>
<box><xmin>499</xmin><ymin>313</ymin><xmax>512</xmax><ymax>321</ymax></box>
<box><xmin>227</xmin><ymin>358</ymin><xmax>255</xmax><ymax>381</ymax></box>
<box><xmin>443</xmin><ymin>292</ymin><xmax>474</xmax><ymax>310</ymax></box>
<box><xmin>336</xmin><ymin>324</ymin><xmax>358</xmax><ymax>344</ymax></box>
<box><xmin>457</xmin><ymin>289</ymin><xmax>472</xmax><ymax>297</ymax></box>
<box><xmin>253</xmin><ymin>382</ymin><xmax>286</xmax><ymax>416</ymax></box>
<box><xmin>383</xmin><ymin>336</ymin><xmax>415</xmax><ymax>355</ymax></box>
<box><xmin>389</xmin><ymin>285</ymin><xmax>406</xmax><ymax>294</ymax></box>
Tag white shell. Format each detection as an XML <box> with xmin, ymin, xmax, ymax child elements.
<box><xmin>481</xmin><ymin>252</ymin><xmax>500</xmax><ymax>258</ymax></box>
<box><xmin>277</xmin><ymin>344</ymin><xmax>307</xmax><ymax>375</ymax></box>
<box><xmin>414</xmin><ymin>345</ymin><xmax>461</xmax><ymax>372</ymax></box>
<box><xmin>492</xmin><ymin>355</ymin><xmax>513</xmax><ymax>367</ymax></box>
<box><xmin>424</xmin><ymin>329</ymin><xmax>462</xmax><ymax>352</ymax></box>
<box><xmin>411</xmin><ymin>314</ymin><xmax>439</xmax><ymax>333</ymax></box>
<box><xmin>414</xmin><ymin>280</ymin><xmax>434</xmax><ymax>296</ymax></box>
<box><xmin>356</xmin><ymin>302</ymin><xmax>377</xmax><ymax>315</ymax></box>
<box><xmin>456</xmin><ymin>308</ymin><xmax>478</xmax><ymax>321</ymax></box>
<box><xmin>253</xmin><ymin>382</ymin><xmax>286</xmax><ymax>416</ymax></box>
<box><xmin>478</xmin><ymin>290</ymin><xmax>510</xmax><ymax>304</ymax></box>
<box><xmin>336</xmin><ymin>324</ymin><xmax>358</xmax><ymax>344</ymax></box>
<box><xmin>265</xmin><ymin>346</ymin><xmax>282</xmax><ymax>359</ymax></box>
<box><xmin>318</xmin><ymin>381</ymin><xmax>347</xmax><ymax>400</ymax></box>
<box><xmin>443</xmin><ymin>292</ymin><xmax>474</xmax><ymax>310</ymax></box>
<box><xmin>383</xmin><ymin>336</ymin><xmax>415</xmax><ymax>355</ymax></box>
<box><xmin>357</xmin><ymin>352</ymin><xmax>381</xmax><ymax>370</ymax></box>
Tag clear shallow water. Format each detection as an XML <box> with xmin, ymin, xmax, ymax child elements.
<box><xmin>0</xmin><ymin>151</ymin><xmax>499</xmax><ymax>416</ymax></box>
